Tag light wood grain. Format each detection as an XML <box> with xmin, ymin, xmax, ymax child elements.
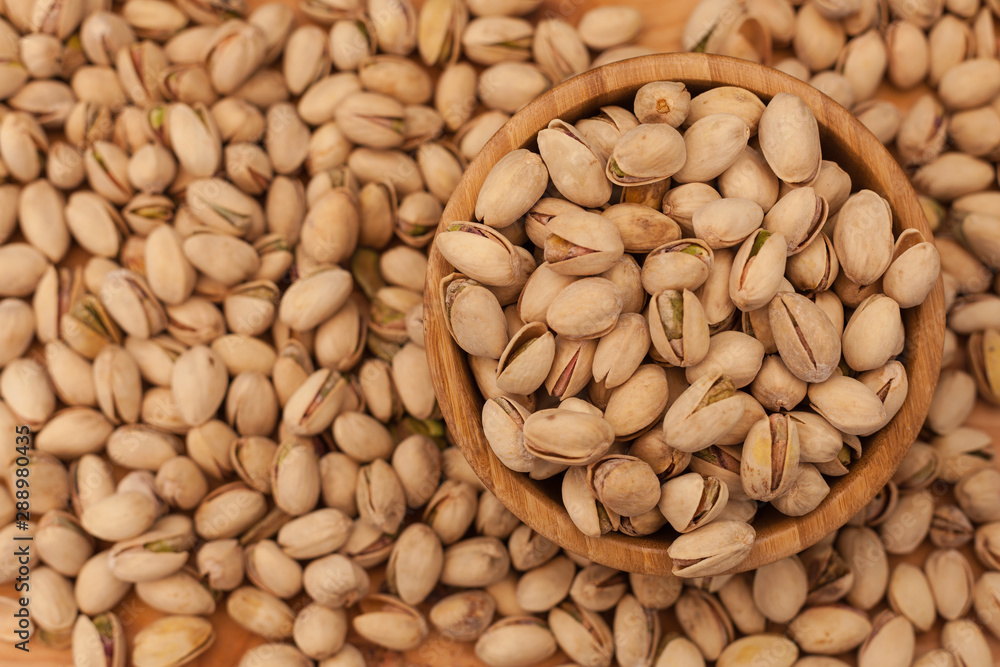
<box><xmin>425</xmin><ymin>51</ymin><xmax>945</xmax><ymax>576</ymax></box>
<box><xmin>3</xmin><ymin>0</ymin><xmax>997</xmax><ymax>666</ymax></box>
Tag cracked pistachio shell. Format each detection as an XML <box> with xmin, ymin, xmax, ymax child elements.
<box><xmin>969</xmin><ymin>329</ymin><xmax>1000</xmax><ymax>405</ymax></box>
<box><xmin>437</xmin><ymin>222</ymin><xmax>523</xmax><ymax>287</ymax></box>
<box><xmin>974</xmin><ymin>572</ymin><xmax>1000</xmax><ymax>641</ymax></box>
<box><xmin>523</xmin><ymin>408</ymin><xmax>614</xmax><ymax>466</ymax></box>
<box><xmin>587</xmin><ymin>454</ymin><xmax>660</xmax><ymax>516</ymax></box>
<box><xmin>689</xmin><ymin>447</ymin><xmax>743</xmax><ymax>506</ymax></box>
<box><xmin>540</xmin><ymin>210</ymin><xmax>624</xmax><ymax>277</ymax></box>
<box><xmin>131</xmin><ymin>615</ymin><xmax>214</xmax><ymax>667</ymax></box>
<box><xmin>283</xmin><ymin>367</ymin><xmax>352</xmax><ymax>436</ymax></box>
<box><xmin>659</xmin><ymin>472</ymin><xmax>729</xmax><ymax>534</ymax></box>
<box><xmin>883</xmin><ymin>239</ymin><xmax>940</xmax><ymax>309</ymax></box>
<box><xmin>670</xmin><ymin>520</ymin><xmax>754</xmax><ymax>580</ymax></box>
<box><xmin>538</xmin><ymin>119</ymin><xmax>610</xmax><ymax>208</ymax></box>
<box><xmin>896</xmin><ymin>93</ymin><xmax>948</xmax><ymax>168</ymax></box>
<box><xmin>741</xmin><ymin>413</ymin><xmax>800</xmax><ymax>502</ymax></box>
<box><xmin>715</xmin><ymin>391</ymin><xmax>767</xmax><ymax>447</ymax></box>
<box><xmin>197</xmin><ymin>539</ymin><xmax>243</xmax><ymax>591</ymax></box>
<box><xmin>730</xmin><ymin>229</ymin><xmax>788</xmax><ymax>312</ymax></box>
<box><xmin>759</xmin><ymin>93</ymin><xmax>821</xmax><ymax>185</ymax></box>
<box><xmin>461</xmin><ymin>16</ymin><xmax>532</xmax><ymax>66</ymax></box>
<box><xmin>770</xmin><ymin>462</ymin><xmax>829</xmax><ymax>517</ymax></box>
<box><xmin>647</xmin><ymin>289</ymin><xmax>710</xmax><ymax>368</ymax></box>
<box><xmin>930</xmin><ymin>503</ymin><xmax>974</xmax><ymax>549</ymax></box>
<box><xmin>693</xmin><ymin>198</ymin><xmax>763</xmax><ymax>250</ymax></box>
<box><xmin>808</xmin><ymin>375</ymin><xmax>887</xmax><ymax>436</ymax></box>
<box><xmin>107</xmin><ymin>517</ymin><xmax>194</xmax><ymax>584</ymax></box>
<box><xmin>662</xmin><ymin>373</ymin><xmax>742</xmax><ymax>453</ymax></box>
<box><xmin>607</xmin><ymin>123</ymin><xmax>686</xmax><ymax>186</ymax></box>
<box><xmin>549</xmin><ymin>600</ymin><xmax>615</xmax><ymax>666</ymax></box>
<box><xmin>562</xmin><ymin>465</ymin><xmax>616</xmax><ymax>538</ymax></box>
<box><xmin>73</xmin><ymin>612</ymin><xmax>125</xmax><ymax>667</ymax></box>
<box><xmin>543</xmin><ymin>336</ymin><xmax>596</xmax><ymax>401</ymax></box>
<box><xmin>423</xmin><ymin>480</ymin><xmax>478</xmax><ymax>545</ymax></box>
<box><xmin>532</xmin><ymin>18</ymin><xmax>588</xmax><ymax>83</ymax></box>
<box><xmin>674</xmin><ymin>113</ymin><xmax>751</xmax><ymax>184</ymax></box>
<box><xmin>643</xmin><ymin>240</ymin><xmax>714</xmax><ymax>295</ymax></box>
<box><xmin>769</xmin><ymin>291</ymin><xmax>841</xmax><ymax>383</ymax></box>
<box><xmin>482</xmin><ymin>396</ymin><xmax>538</xmax><ymax>473</ymax></box>
<box><xmin>93</xmin><ymin>344</ymin><xmax>142</xmax><ymax>425</ymax></box>
<box><xmin>858</xmin><ymin>360</ymin><xmax>909</xmax><ymax>432</ymax></box>
<box><xmin>496</xmin><ymin>322</ymin><xmax>555</xmax><ymax>395</ymax></box>
<box><xmin>167</xmin><ymin>103</ymin><xmax>221</xmax><ymax>178</ymax></box>
<box><xmin>842</xmin><ymin>294</ymin><xmax>903</xmax><ymax>372</ymax></box>
<box><xmin>154</xmin><ymin>456</ymin><xmax>208</xmax><ymax>510</ymax></box>
<box><xmin>787</xmin><ymin>412</ymin><xmax>842</xmax><ymax>463</ymax></box>
<box><xmin>785</xmin><ymin>232</ymin><xmax>839</xmax><ymax>294</ymax></box>
<box><xmin>675</xmin><ymin>587</ymin><xmax>734</xmax><ymax>660</ymax></box>
<box><xmin>592</xmin><ymin>313</ymin><xmax>650</xmax><ymax>389</ymax></box>
<box><xmin>185</xmin><ymin>177</ymin><xmax>263</xmax><ymax>238</ymax></box>
<box><xmin>418</xmin><ymin>0</ymin><xmax>467</xmax><ymax>66</ymax></box>
<box><xmin>685</xmin><ymin>331</ymin><xmax>765</xmax><ymax>389</ymax></box>
<box><xmin>764</xmin><ymin>187</ymin><xmax>828</xmax><ymax>255</ymax></box>
<box><xmin>442</xmin><ymin>274</ymin><xmax>508</xmax><ymax>359</ymax></box>
<box><xmin>356</xmin><ymin>458</ymin><xmax>405</xmax><ymax>534</ymax></box>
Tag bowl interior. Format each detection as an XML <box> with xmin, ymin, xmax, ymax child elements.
<box><xmin>424</xmin><ymin>53</ymin><xmax>945</xmax><ymax>575</ymax></box>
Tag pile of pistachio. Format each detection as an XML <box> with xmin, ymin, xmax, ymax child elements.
<box><xmin>0</xmin><ymin>0</ymin><xmax>996</xmax><ymax>664</ymax></box>
<box><xmin>438</xmin><ymin>79</ymin><xmax>941</xmax><ymax>574</ymax></box>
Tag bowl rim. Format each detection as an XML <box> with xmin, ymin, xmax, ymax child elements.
<box><xmin>423</xmin><ymin>52</ymin><xmax>945</xmax><ymax>575</ymax></box>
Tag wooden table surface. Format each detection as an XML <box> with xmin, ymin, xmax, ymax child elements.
<box><xmin>4</xmin><ymin>0</ymin><xmax>999</xmax><ymax>665</ymax></box>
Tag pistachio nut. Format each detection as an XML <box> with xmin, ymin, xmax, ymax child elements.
<box><xmin>667</xmin><ymin>520</ymin><xmax>756</xmax><ymax>578</ymax></box>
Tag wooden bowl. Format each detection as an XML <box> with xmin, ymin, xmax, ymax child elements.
<box><xmin>424</xmin><ymin>53</ymin><xmax>945</xmax><ymax>575</ymax></box>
